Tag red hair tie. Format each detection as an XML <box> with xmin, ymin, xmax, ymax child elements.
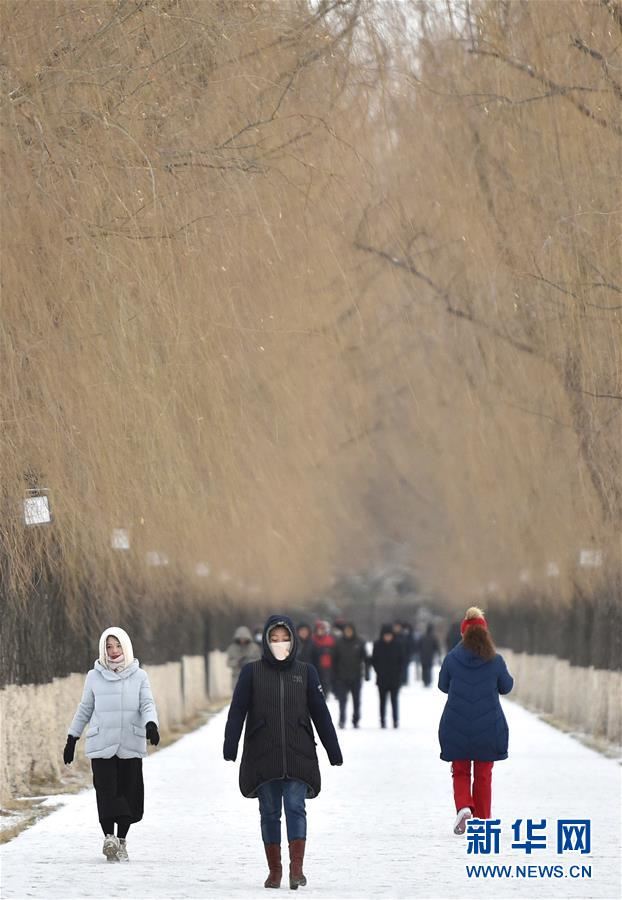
<box><xmin>461</xmin><ymin>616</ymin><xmax>488</xmax><ymax>635</ymax></box>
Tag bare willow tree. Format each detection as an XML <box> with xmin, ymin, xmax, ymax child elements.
<box><xmin>1</xmin><ymin>0</ymin><xmax>620</xmax><ymax>680</ymax></box>
<box><xmin>340</xmin><ymin>0</ymin><xmax>621</xmax><ymax>607</ymax></box>
<box><xmin>0</xmin><ymin>0</ymin><xmax>376</xmax><ymax>647</ymax></box>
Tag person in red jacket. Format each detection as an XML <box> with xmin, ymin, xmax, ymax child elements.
<box><xmin>311</xmin><ymin>620</ymin><xmax>336</xmax><ymax>698</ymax></box>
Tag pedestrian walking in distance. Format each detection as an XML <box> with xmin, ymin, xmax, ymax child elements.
<box><xmin>226</xmin><ymin>624</ymin><xmax>261</xmax><ymax>689</ymax></box>
<box><xmin>438</xmin><ymin>607</ymin><xmax>514</xmax><ymax>835</ymax></box>
<box><xmin>418</xmin><ymin>623</ymin><xmax>440</xmax><ymax>687</ymax></box>
<box><xmin>295</xmin><ymin>622</ymin><xmax>314</xmax><ymax>664</ymax></box>
<box><xmin>311</xmin><ymin>619</ymin><xmax>336</xmax><ymax>698</ymax></box>
<box><xmin>223</xmin><ymin>614</ymin><xmax>343</xmax><ymax>890</ymax></box>
<box><xmin>63</xmin><ymin>627</ymin><xmax>160</xmax><ymax>862</ymax></box>
<box><xmin>333</xmin><ymin>622</ymin><xmax>369</xmax><ymax>729</ymax></box>
<box><xmin>371</xmin><ymin>623</ymin><xmax>405</xmax><ymax>728</ymax></box>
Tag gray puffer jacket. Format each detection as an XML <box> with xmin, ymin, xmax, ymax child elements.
<box><xmin>226</xmin><ymin>626</ymin><xmax>261</xmax><ymax>682</ymax></box>
<box><xmin>68</xmin><ymin>659</ymin><xmax>158</xmax><ymax>759</ymax></box>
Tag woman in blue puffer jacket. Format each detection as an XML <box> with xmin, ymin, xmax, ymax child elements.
<box><xmin>438</xmin><ymin>607</ymin><xmax>514</xmax><ymax>835</ymax></box>
<box><xmin>63</xmin><ymin>627</ymin><xmax>159</xmax><ymax>862</ymax></box>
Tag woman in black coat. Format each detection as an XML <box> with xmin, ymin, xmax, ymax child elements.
<box><xmin>223</xmin><ymin>614</ymin><xmax>343</xmax><ymax>890</ymax></box>
<box><xmin>371</xmin><ymin>623</ymin><xmax>405</xmax><ymax>728</ymax></box>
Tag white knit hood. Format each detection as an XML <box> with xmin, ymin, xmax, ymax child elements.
<box><xmin>98</xmin><ymin>626</ymin><xmax>135</xmax><ymax>669</ymax></box>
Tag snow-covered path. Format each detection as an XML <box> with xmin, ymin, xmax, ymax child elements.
<box><xmin>1</xmin><ymin>676</ymin><xmax>620</xmax><ymax>900</ymax></box>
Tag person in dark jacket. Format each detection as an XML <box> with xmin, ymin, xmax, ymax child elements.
<box><xmin>371</xmin><ymin>624</ymin><xmax>405</xmax><ymax>728</ymax></box>
<box><xmin>445</xmin><ymin>619</ymin><xmax>462</xmax><ymax>652</ymax></box>
<box><xmin>418</xmin><ymin>623</ymin><xmax>441</xmax><ymax>687</ymax></box>
<box><xmin>223</xmin><ymin>614</ymin><xmax>343</xmax><ymax>890</ymax></box>
<box><xmin>391</xmin><ymin>621</ymin><xmax>410</xmax><ymax>685</ymax></box>
<box><xmin>400</xmin><ymin>622</ymin><xmax>417</xmax><ymax>684</ymax></box>
<box><xmin>438</xmin><ymin>606</ymin><xmax>514</xmax><ymax>835</ymax></box>
<box><xmin>296</xmin><ymin>622</ymin><xmax>314</xmax><ymax>664</ymax></box>
<box><xmin>333</xmin><ymin>623</ymin><xmax>369</xmax><ymax>728</ymax></box>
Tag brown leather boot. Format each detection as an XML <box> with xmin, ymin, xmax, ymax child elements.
<box><xmin>264</xmin><ymin>843</ymin><xmax>282</xmax><ymax>889</ymax></box>
<box><xmin>288</xmin><ymin>839</ymin><xmax>307</xmax><ymax>890</ymax></box>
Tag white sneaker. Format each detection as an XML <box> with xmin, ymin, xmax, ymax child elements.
<box><xmin>453</xmin><ymin>807</ymin><xmax>472</xmax><ymax>835</ymax></box>
<box><xmin>117</xmin><ymin>839</ymin><xmax>129</xmax><ymax>861</ymax></box>
<box><xmin>102</xmin><ymin>834</ymin><xmax>120</xmax><ymax>861</ymax></box>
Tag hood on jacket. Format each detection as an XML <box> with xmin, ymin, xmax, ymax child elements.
<box><xmin>94</xmin><ymin>658</ymin><xmax>140</xmax><ymax>680</ymax></box>
<box><xmin>98</xmin><ymin>626</ymin><xmax>135</xmax><ymax>669</ymax></box>
<box><xmin>233</xmin><ymin>625</ymin><xmax>254</xmax><ymax>643</ymax></box>
<box><xmin>451</xmin><ymin>643</ymin><xmax>490</xmax><ymax>668</ymax></box>
<box><xmin>379</xmin><ymin>623</ymin><xmax>394</xmax><ymax>639</ymax></box>
<box><xmin>261</xmin><ymin>614</ymin><xmax>298</xmax><ymax>668</ymax></box>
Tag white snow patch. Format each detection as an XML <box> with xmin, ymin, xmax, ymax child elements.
<box><xmin>1</xmin><ymin>671</ymin><xmax>620</xmax><ymax>898</ymax></box>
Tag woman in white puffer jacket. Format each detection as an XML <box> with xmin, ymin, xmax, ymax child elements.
<box><xmin>64</xmin><ymin>627</ymin><xmax>159</xmax><ymax>862</ymax></box>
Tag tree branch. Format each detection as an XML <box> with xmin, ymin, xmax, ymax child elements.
<box><xmin>571</xmin><ymin>36</ymin><xmax>622</xmax><ymax>102</ymax></box>
<box><xmin>354</xmin><ymin>236</ymin><xmax>537</xmax><ymax>358</ymax></box>
<box><xmin>469</xmin><ymin>47</ymin><xmax>622</xmax><ymax>136</ymax></box>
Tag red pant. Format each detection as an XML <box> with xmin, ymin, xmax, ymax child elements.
<box><xmin>451</xmin><ymin>760</ymin><xmax>494</xmax><ymax>818</ymax></box>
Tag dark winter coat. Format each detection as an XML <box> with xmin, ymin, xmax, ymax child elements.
<box><xmin>402</xmin><ymin>629</ymin><xmax>417</xmax><ymax>662</ymax></box>
<box><xmin>296</xmin><ymin>633</ymin><xmax>314</xmax><ymax>665</ymax></box>
<box><xmin>333</xmin><ymin>629</ymin><xmax>368</xmax><ymax>684</ymax></box>
<box><xmin>445</xmin><ymin>622</ymin><xmax>462</xmax><ymax>652</ymax></box>
<box><xmin>438</xmin><ymin>643</ymin><xmax>514</xmax><ymax>762</ymax></box>
<box><xmin>223</xmin><ymin>614</ymin><xmax>343</xmax><ymax>799</ymax></box>
<box><xmin>371</xmin><ymin>626</ymin><xmax>405</xmax><ymax>690</ymax></box>
<box><xmin>418</xmin><ymin>629</ymin><xmax>440</xmax><ymax>666</ymax></box>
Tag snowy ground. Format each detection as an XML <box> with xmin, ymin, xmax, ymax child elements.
<box><xmin>1</xmin><ymin>672</ymin><xmax>620</xmax><ymax>900</ymax></box>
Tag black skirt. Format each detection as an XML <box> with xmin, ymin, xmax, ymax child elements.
<box><xmin>91</xmin><ymin>757</ymin><xmax>144</xmax><ymax>824</ymax></box>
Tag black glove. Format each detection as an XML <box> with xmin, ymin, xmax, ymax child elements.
<box><xmin>63</xmin><ymin>735</ymin><xmax>77</xmax><ymax>765</ymax></box>
<box><xmin>146</xmin><ymin>721</ymin><xmax>160</xmax><ymax>746</ymax></box>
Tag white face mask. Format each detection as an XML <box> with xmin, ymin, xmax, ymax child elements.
<box><xmin>270</xmin><ymin>641</ymin><xmax>291</xmax><ymax>661</ymax></box>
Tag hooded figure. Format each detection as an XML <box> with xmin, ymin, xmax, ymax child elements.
<box><xmin>223</xmin><ymin>614</ymin><xmax>342</xmax><ymax>890</ymax></box>
<box><xmin>226</xmin><ymin>624</ymin><xmax>261</xmax><ymax>688</ymax></box>
<box><xmin>63</xmin><ymin>627</ymin><xmax>159</xmax><ymax>862</ymax></box>
<box><xmin>98</xmin><ymin>625</ymin><xmax>135</xmax><ymax>671</ymax></box>
<box><xmin>69</xmin><ymin>626</ymin><xmax>156</xmax><ymax>759</ymax></box>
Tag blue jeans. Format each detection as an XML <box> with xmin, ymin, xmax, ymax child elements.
<box><xmin>257</xmin><ymin>778</ymin><xmax>307</xmax><ymax>844</ymax></box>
